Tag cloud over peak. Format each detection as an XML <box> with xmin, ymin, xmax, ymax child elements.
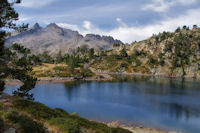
<box><xmin>58</xmin><ymin>8</ymin><xmax>200</xmax><ymax>43</ymax></box>
<box><xmin>15</xmin><ymin>0</ymin><xmax>200</xmax><ymax>43</ymax></box>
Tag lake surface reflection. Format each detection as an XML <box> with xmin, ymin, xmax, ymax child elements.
<box><xmin>5</xmin><ymin>76</ymin><xmax>200</xmax><ymax>133</ymax></box>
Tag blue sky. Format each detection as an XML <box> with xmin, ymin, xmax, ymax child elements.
<box><xmin>14</xmin><ymin>0</ymin><xmax>200</xmax><ymax>43</ymax></box>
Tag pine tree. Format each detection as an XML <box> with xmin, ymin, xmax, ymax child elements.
<box><xmin>120</xmin><ymin>47</ymin><xmax>128</xmax><ymax>57</ymax></box>
<box><xmin>0</xmin><ymin>0</ymin><xmax>37</xmax><ymax>100</ymax></box>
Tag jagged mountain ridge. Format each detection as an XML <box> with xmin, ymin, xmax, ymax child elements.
<box><xmin>6</xmin><ymin>23</ymin><xmax>123</xmax><ymax>55</ymax></box>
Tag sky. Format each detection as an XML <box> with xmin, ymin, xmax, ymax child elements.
<box><xmin>14</xmin><ymin>0</ymin><xmax>200</xmax><ymax>43</ymax></box>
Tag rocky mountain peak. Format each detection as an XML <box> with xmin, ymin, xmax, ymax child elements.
<box><xmin>33</xmin><ymin>23</ymin><xmax>41</xmax><ymax>30</ymax></box>
<box><xmin>46</xmin><ymin>23</ymin><xmax>60</xmax><ymax>29</ymax></box>
<box><xmin>85</xmin><ymin>34</ymin><xmax>102</xmax><ymax>40</ymax></box>
<box><xmin>6</xmin><ymin>23</ymin><xmax>123</xmax><ymax>56</ymax></box>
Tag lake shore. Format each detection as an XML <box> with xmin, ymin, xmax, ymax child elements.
<box><xmin>104</xmin><ymin>121</ymin><xmax>178</xmax><ymax>133</ymax></box>
<box><xmin>5</xmin><ymin>71</ymin><xmax>199</xmax><ymax>86</ymax></box>
<box><xmin>5</xmin><ymin>77</ymin><xmax>185</xmax><ymax>133</ymax></box>
<box><xmin>5</xmin><ymin>76</ymin><xmax>113</xmax><ymax>86</ymax></box>
<box><xmin>0</xmin><ymin>93</ymin><xmax>174</xmax><ymax>133</ymax></box>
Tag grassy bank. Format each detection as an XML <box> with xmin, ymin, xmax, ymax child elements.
<box><xmin>0</xmin><ymin>94</ymin><xmax>131</xmax><ymax>133</ymax></box>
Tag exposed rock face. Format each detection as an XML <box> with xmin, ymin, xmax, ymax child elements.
<box><xmin>108</xmin><ymin>27</ymin><xmax>200</xmax><ymax>78</ymax></box>
<box><xmin>6</xmin><ymin>23</ymin><xmax>123</xmax><ymax>56</ymax></box>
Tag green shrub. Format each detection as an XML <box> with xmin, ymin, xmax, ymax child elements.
<box><xmin>0</xmin><ymin>102</ymin><xmax>3</xmax><ymax>111</ymax></box>
<box><xmin>198</xmin><ymin>63</ymin><xmax>200</xmax><ymax>70</ymax></box>
<box><xmin>132</xmin><ymin>67</ymin><xmax>139</xmax><ymax>72</ymax></box>
<box><xmin>70</xmin><ymin>115</ymin><xmax>131</xmax><ymax>133</ymax></box>
<box><xmin>113</xmin><ymin>43</ymin><xmax>120</xmax><ymax>47</ymax></box>
<box><xmin>36</xmin><ymin>73</ymin><xmax>49</xmax><ymax>77</ymax></box>
<box><xmin>49</xmin><ymin>117</ymin><xmax>80</xmax><ymax>133</ymax></box>
<box><xmin>13</xmin><ymin>99</ymin><xmax>71</xmax><ymax>120</ymax></box>
<box><xmin>55</xmin><ymin>72</ymin><xmax>71</xmax><ymax>77</ymax></box>
<box><xmin>6</xmin><ymin>111</ymin><xmax>46</xmax><ymax>133</ymax></box>
<box><xmin>120</xmin><ymin>62</ymin><xmax>128</xmax><ymax>68</ymax></box>
<box><xmin>53</xmin><ymin>66</ymin><xmax>68</xmax><ymax>71</ymax></box>
<box><xmin>135</xmin><ymin>59</ymin><xmax>142</xmax><ymax>66</ymax></box>
<box><xmin>79</xmin><ymin>68</ymin><xmax>94</xmax><ymax>77</ymax></box>
<box><xmin>148</xmin><ymin>55</ymin><xmax>159</xmax><ymax>67</ymax></box>
<box><xmin>54</xmin><ymin>108</ymin><xmax>69</xmax><ymax>117</ymax></box>
<box><xmin>13</xmin><ymin>99</ymin><xmax>57</xmax><ymax>120</ymax></box>
<box><xmin>0</xmin><ymin>117</ymin><xmax>3</xmax><ymax>133</ymax></box>
<box><xmin>13</xmin><ymin>99</ymin><xmax>131</xmax><ymax>133</ymax></box>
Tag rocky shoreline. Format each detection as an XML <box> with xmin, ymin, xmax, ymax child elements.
<box><xmin>5</xmin><ymin>71</ymin><xmax>200</xmax><ymax>86</ymax></box>
<box><xmin>105</xmin><ymin>121</ymin><xmax>180</xmax><ymax>133</ymax></box>
<box><xmin>5</xmin><ymin>76</ymin><xmax>113</xmax><ymax>85</ymax></box>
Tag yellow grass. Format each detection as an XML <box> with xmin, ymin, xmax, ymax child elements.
<box><xmin>33</xmin><ymin>63</ymin><xmax>69</xmax><ymax>78</ymax></box>
<box><xmin>33</xmin><ymin>63</ymin><xmax>68</xmax><ymax>72</ymax></box>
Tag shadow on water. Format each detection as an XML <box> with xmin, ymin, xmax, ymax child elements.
<box><xmin>112</xmin><ymin>75</ymin><xmax>200</xmax><ymax>119</ymax></box>
<box><xmin>64</xmin><ymin>81</ymin><xmax>83</xmax><ymax>101</ymax></box>
<box><xmin>168</xmin><ymin>103</ymin><xmax>200</xmax><ymax>120</ymax></box>
<box><xmin>64</xmin><ymin>81</ymin><xmax>94</xmax><ymax>101</ymax></box>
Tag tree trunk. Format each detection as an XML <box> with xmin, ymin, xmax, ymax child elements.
<box><xmin>181</xmin><ymin>60</ymin><xmax>185</xmax><ymax>78</ymax></box>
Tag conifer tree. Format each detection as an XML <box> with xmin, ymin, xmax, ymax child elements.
<box><xmin>0</xmin><ymin>0</ymin><xmax>37</xmax><ymax>100</ymax></box>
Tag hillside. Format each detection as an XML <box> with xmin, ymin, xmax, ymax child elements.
<box><xmin>6</xmin><ymin>23</ymin><xmax>123</xmax><ymax>56</ymax></box>
<box><xmin>91</xmin><ymin>26</ymin><xmax>200</xmax><ymax>78</ymax></box>
<box><xmin>5</xmin><ymin>25</ymin><xmax>200</xmax><ymax>79</ymax></box>
<box><xmin>0</xmin><ymin>94</ymin><xmax>131</xmax><ymax>133</ymax></box>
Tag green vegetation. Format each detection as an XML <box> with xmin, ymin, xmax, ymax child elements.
<box><xmin>53</xmin><ymin>66</ymin><xmax>68</xmax><ymax>71</ymax></box>
<box><xmin>11</xmin><ymin>98</ymin><xmax>131</xmax><ymax>133</ymax></box>
<box><xmin>120</xmin><ymin>47</ymin><xmax>128</xmax><ymax>57</ymax></box>
<box><xmin>0</xmin><ymin>97</ymin><xmax>131</xmax><ymax>133</ymax></box>
<box><xmin>164</xmin><ymin>32</ymin><xmax>196</xmax><ymax>76</ymax></box>
<box><xmin>1</xmin><ymin>0</ymin><xmax>200</xmax><ymax>132</ymax></box>
<box><xmin>1</xmin><ymin>1</ymin><xmax>200</xmax><ymax>83</ymax></box>
<box><xmin>13</xmin><ymin>99</ymin><xmax>58</xmax><ymax>120</ymax></box>
<box><xmin>49</xmin><ymin>117</ymin><xmax>80</xmax><ymax>133</ymax></box>
<box><xmin>0</xmin><ymin>0</ymin><xmax>37</xmax><ymax>99</ymax></box>
<box><xmin>0</xmin><ymin>117</ymin><xmax>3</xmax><ymax>133</ymax></box>
<box><xmin>5</xmin><ymin>111</ymin><xmax>47</xmax><ymax>133</ymax></box>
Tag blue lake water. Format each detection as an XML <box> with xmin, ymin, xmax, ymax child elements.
<box><xmin>5</xmin><ymin>76</ymin><xmax>200</xmax><ymax>133</ymax></box>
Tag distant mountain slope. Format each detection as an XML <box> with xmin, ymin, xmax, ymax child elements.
<box><xmin>94</xmin><ymin>26</ymin><xmax>200</xmax><ymax>78</ymax></box>
<box><xmin>6</xmin><ymin>23</ymin><xmax>123</xmax><ymax>55</ymax></box>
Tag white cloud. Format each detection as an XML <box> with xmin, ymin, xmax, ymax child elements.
<box><xmin>83</xmin><ymin>21</ymin><xmax>93</xmax><ymax>30</ymax></box>
<box><xmin>142</xmin><ymin>0</ymin><xmax>173</xmax><ymax>12</ymax></box>
<box><xmin>109</xmin><ymin>8</ymin><xmax>200</xmax><ymax>43</ymax></box>
<box><xmin>17</xmin><ymin>0</ymin><xmax>54</xmax><ymax>8</ymax></box>
<box><xmin>57</xmin><ymin>23</ymin><xmax>79</xmax><ymax>31</ymax></box>
<box><xmin>142</xmin><ymin>0</ymin><xmax>197</xmax><ymax>12</ymax></box>
<box><xmin>57</xmin><ymin>8</ymin><xmax>200</xmax><ymax>43</ymax></box>
<box><xmin>177</xmin><ymin>0</ymin><xmax>197</xmax><ymax>5</ymax></box>
<box><xmin>116</xmin><ymin>18</ymin><xmax>127</xmax><ymax>27</ymax></box>
<box><xmin>18</xmin><ymin>15</ymin><xmax>31</xmax><ymax>22</ymax></box>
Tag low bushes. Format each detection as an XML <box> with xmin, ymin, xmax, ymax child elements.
<box><xmin>54</xmin><ymin>108</ymin><xmax>69</xmax><ymax>117</ymax></box>
<box><xmin>49</xmin><ymin>117</ymin><xmax>80</xmax><ymax>133</ymax></box>
<box><xmin>12</xmin><ymin>98</ymin><xmax>131</xmax><ymax>133</ymax></box>
<box><xmin>53</xmin><ymin>66</ymin><xmax>68</xmax><ymax>71</ymax></box>
<box><xmin>0</xmin><ymin>102</ymin><xmax>4</xmax><ymax>133</ymax></box>
<box><xmin>0</xmin><ymin>117</ymin><xmax>3</xmax><ymax>133</ymax></box>
<box><xmin>79</xmin><ymin>68</ymin><xmax>94</xmax><ymax>77</ymax></box>
<box><xmin>5</xmin><ymin>111</ymin><xmax>46</xmax><ymax>133</ymax></box>
<box><xmin>69</xmin><ymin>115</ymin><xmax>131</xmax><ymax>133</ymax></box>
<box><xmin>13</xmin><ymin>99</ymin><xmax>57</xmax><ymax>120</ymax></box>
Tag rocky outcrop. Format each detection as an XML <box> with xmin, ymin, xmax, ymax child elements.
<box><xmin>6</xmin><ymin>23</ymin><xmax>123</xmax><ymax>56</ymax></box>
